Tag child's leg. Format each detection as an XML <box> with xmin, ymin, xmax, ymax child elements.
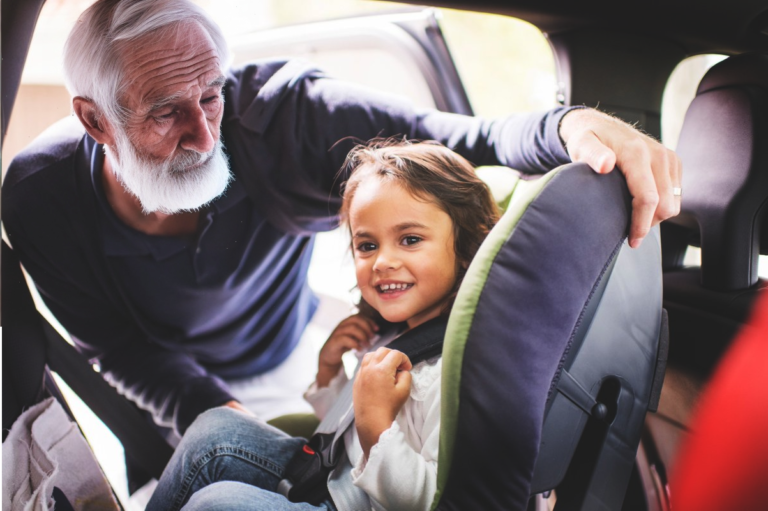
<box><xmin>182</xmin><ymin>481</ymin><xmax>331</xmax><ymax>511</ymax></box>
<box><xmin>147</xmin><ymin>407</ymin><xmax>309</xmax><ymax>511</ymax></box>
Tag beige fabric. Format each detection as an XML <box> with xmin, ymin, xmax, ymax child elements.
<box><xmin>2</xmin><ymin>398</ymin><xmax>118</xmax><ymax>511</ymax></box>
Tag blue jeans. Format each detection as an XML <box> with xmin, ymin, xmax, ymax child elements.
<box><xmin>146</xmin><ymin>408</ymin><xmax>336</xmax><ymax>511</ymax></box>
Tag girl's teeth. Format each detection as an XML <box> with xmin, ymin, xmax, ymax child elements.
<box><xmin>380</xmin><ymin>283</ymin><xmax>411</xmax><ymax>292</ymax></box>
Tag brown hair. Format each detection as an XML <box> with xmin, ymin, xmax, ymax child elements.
<box><xmin>339</xmin><ymin>138</ymin><xmax>500</xmax><ymax>320</ymax></box>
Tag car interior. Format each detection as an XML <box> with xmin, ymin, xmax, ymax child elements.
<box><xmin>3</xmin><ymin>0</ymin><xmax>767</xmax><ymax>510</ymax></box>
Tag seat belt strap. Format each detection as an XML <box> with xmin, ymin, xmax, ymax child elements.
<box><xmin>277</xmin><ymin>316</ymin><xmax>448</xmax><ymax>505</ymax></box>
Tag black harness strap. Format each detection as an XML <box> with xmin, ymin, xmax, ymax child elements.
<box><xmin>385</xmin><ymin>317</ymin><xmax>447</xmax><ymax>366</ymax></box>
<box><xmin>278</xmin><ymin>316</ymin><xmax>448</xmax><ymax>505</ymax></box>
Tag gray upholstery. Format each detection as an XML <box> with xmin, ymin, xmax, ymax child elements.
<box><xmin>668</xmin><ymin>54</ymin><xmax>768</xmax><ymax>291</ymax></box>
<box><xmin>435</xmin><ymin>163</ymin><xmax>665</xmax><ymax>511</ymax></box>
<box><xmin>663</xmin><ymin>54</ymin><xmax>768</xmax><ymax>376</ymax></box>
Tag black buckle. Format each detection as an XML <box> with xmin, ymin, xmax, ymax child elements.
<box><xmin>277</xmin><ymin>432</ymin><xmax>341</xmax><ymax>505</ymax></box>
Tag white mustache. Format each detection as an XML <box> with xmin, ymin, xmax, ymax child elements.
<box><xmin>166</xmin><ymin>149</ymin><xmax>216</xmax><ymax>175</ymax></box>
<box><xmin>107</xmin><ymin>129</ymin><xmax>232</xmax><ymax>215</ymax></box>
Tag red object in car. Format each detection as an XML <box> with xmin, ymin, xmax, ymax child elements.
<box><xmin>671</xmin><ymin>290</ymin><xmax>768</xmax><ymax>510</ymax></box>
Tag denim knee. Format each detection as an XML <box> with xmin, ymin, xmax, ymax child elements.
<box><xmin>182</xmin><ymin>481</ymin><xmax>327</xmax><ymax>511</ymax></box>
<box><xmin>178</xmin><ymin>408</ymin><xmax>240</xmax><ymax>451</ymax></box>
<box><xmin>185</xmin><ymin>407</ymin><xmax>252</xmax><ymax>438</ymax></box>
<box><xmin>177</xmin><ymin>407</ymin><xmax>305</xmax><ymax>476</ymax></box>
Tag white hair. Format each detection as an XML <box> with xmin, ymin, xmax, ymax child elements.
<box><xmin>63</xmin><ymin>0</ymin><xmax>231</xmax><ymax>125</ymax></box>
<box><xmin>107</xmin><ymin>124</ymin><xmax>233</xmax><ymax>214</ymax></box>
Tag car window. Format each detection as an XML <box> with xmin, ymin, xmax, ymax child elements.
<box><xmin>438</xmin><ymin>9</ymin><xmax>557</xmax><ymax>116</ymax></box>
<box><xmin>228</xmin><ymin>15</ymin><xmax>439</xmax><ymax>111</ymax></box>
<box><xmin>683</xmin><ymin>246</ymin><xmax>768</xmax><ymax>279</ymax></box>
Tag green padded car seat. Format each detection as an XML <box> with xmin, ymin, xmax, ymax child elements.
<box><xmin>432</xmin><ymin>162</ymin><xmax>667</xmax><ymax>511</ymax></box>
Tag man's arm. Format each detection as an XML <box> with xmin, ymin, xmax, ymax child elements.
<box><xmin>26</xmin><ymin>256</ymin><xmax>236</xmax><ymax>436</ymax></box>
<box><xmin>227</xmin><ymin>64</ymin><xmax>574</xmax><ymax>234</ymax></box>
<box><xmin>235</xmin><ymin>62</ymin><xmax>680</xmax><ymax>245</ymax></box>
<box><xmin>91</xmin><ymin>337</ymin><xmax>237</xmax><ymax>434</ymax></box>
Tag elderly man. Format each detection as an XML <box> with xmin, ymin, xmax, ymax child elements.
<box><xmin>2</xmin><ymin>0</ymin><xmax>680</xmax><ymax>438</ymax></box>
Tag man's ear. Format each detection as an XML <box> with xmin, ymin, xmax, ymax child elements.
<box><xmin>72</xmin><ymin>97</ymin><xmax>115</xmax><ymax>146</ymax></box>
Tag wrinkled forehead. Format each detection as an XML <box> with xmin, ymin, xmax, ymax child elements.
<box><xmin>116</xmin><ymin>20</ymin><xmax>223</xmax><ymax>110</ymax></box>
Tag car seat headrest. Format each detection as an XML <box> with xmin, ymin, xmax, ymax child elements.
<box><xmin>697</xmin><ymin>54</ymin><xmax>768</xmax><ymax>94</ymax></box>
<box><xmin>670</xmin><ymin>53</ymin><xmax>768</xmax><ymax>291</ymax></box>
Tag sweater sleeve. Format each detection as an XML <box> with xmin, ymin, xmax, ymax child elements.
<box><xmin>224</xmin><ymin>61</ymin><xmax>576</xmax><ymax>235</ymax></box>
<box><xmin>350</xmin><ymin>359</ymin><xmax>442</xmax><ymax>511</ymax></box>
<box><xmin>292</xmin><ymin>71</ymin><xmax>575</xmax><ymax>175</ymax></box>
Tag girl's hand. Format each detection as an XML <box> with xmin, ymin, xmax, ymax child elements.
<box><xmin>316</xmin><ymin>314</ymin><xmax>378</xmax><ymax>388</ymax></box>
<box><xmin>353</xmin><ymin>347</ymin><xmax>413</xmax><ymax>458</ymax></box>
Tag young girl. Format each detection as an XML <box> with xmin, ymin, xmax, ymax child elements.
<box><xmin>146</xmin><ymin>140</ymin><xmax>500</xmax><ymax>511</ymax></box>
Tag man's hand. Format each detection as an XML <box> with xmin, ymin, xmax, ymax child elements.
<box><xmin>316</xmin><ymin>314</ymin><xmax>378</xmax><ymax>388</ymax></box>
<box><xmin>353</xmin><ymin>348</ymin><xmax>413</xmax><ymax>459</ymax></box>
<box><xmin>559</xmin><ymin>108</ymin><xmax>682</xmax><ymax>248</ymax></box>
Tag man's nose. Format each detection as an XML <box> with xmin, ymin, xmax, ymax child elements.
<box><xmin>180</xmin><ymin>106</ymin><xmax>216</xmax><ymax>153</ymax></box>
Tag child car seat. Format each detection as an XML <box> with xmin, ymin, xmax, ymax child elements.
<box><xmin>432</xmin><ymin>162</ymin><xmax>667</xmax><ymax>510</ymax></box>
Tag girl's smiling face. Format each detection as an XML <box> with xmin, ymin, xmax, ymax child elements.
<box><xmin>349</xmin><ymin>175</ymin><xmax>458</xmax><ymax>329</ymax></box>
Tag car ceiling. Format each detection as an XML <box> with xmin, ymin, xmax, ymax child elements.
<box><xmin>396</xmin><ymin>0</ymin><xmax>768</xmax><ymax>55</ymax></box>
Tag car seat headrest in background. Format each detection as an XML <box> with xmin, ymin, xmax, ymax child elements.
<box><xmin>668</xmin><ymin>53</ymin><xmax>768</xmax><ymax>291</ymax></box>
<box><xmin>697</xmin><ymin>54</ymin><xmax>768</xmax><ymax>94</ymax></box>
<box><xmin>432</xmin><ymin>163</ymin><xmax>665</xmax><ymax>511</ymax></box>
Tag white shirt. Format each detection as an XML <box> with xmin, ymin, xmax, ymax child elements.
<box><xmin>304</xmin><ymin>342</ymin><xmax>442</xmax><ymax>511</ymax></box>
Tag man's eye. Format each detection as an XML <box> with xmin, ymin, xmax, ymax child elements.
<box><xmin>401</xmin><ymin>236</ymin><xmax>422</xmax><ymax>246</ymax></box>
<box><xmin>153</xmin><ymin>111</ymin><xmax>175</xmax><ymax>122</ymax></box>
<box><xmin>356</xmin><ymin>242</ymin><xmax>377</xmax><ymax>253</ymax></box>
<box><xmin>201</xmin><ymin>95</ymin><xmax>220</xmax><ymax>104</ymax></box>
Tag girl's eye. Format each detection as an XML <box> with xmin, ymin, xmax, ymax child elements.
<box><xmin>402</xmin><ymin>236</ymin><xmax>422</xmax><ymax>246</ymax></box>
<box><xmin>356</xmin><ymin>242</ymin><xmax>377</xmax><ymax>253</ymax></box>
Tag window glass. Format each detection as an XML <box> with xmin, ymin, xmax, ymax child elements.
<box><xmin>439</xmin><ymin>10</ymin><xmax>557</xmax><ymax>116</ymax></box>
<box><xmin>229</xmin><ymin>23</ymin><xmax>438</xmax><ymax>111</ymax></box>
<box><xmin>682</xmin><ymin>245</ymin><xmax>701</xmax><ymax>267</ymax></box>
<box><xmin>661</xmin><ymin>54</ymin><xmax>726</xmax><ymax>150</ymax></box>
<box><xmin>683</xmin><ymin>246</ymin><xmax>768</xmax><ymax>280</ymax></box>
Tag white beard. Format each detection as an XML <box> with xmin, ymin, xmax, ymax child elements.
<box><xmin>105</xmin><ymin>127</ymin><xmax>232</xmax><ymax>215</ymax></box>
